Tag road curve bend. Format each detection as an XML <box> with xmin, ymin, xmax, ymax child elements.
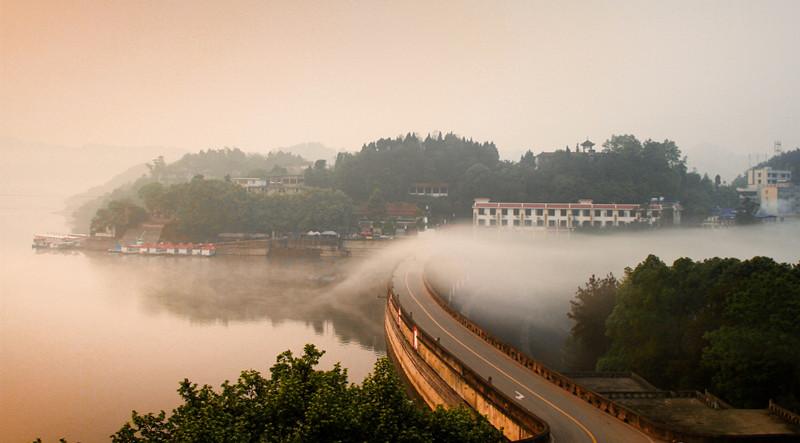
<box><xmin>392</xmin><ymin>258</ymin><xmax>659</xmax><ymax>443</ymax></box>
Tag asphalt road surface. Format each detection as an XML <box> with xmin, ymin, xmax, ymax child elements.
<box><xmin>392</xmin><ymin>258</ymin><xmax>659</xmax><ymax>443</ymax></box>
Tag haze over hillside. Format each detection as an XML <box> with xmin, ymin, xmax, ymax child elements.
<box><xmin>0</xmin><ymin>137</ymin><xmax>186</xmax><ymax>197</ymax></box>
<box><xmin>273</xmin><ymin>142</ymin><xmax>339</xmax><ymax>164</ymax></box>
<box><xmin>3</xmin><ymin>1</ymin><xmax>798</xmax><ymax>175</ymax></box>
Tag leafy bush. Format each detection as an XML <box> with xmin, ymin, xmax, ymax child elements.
<box><xmin>109</xmin><ymin>345</ymin><xmax>503</xmax><ymax>443</ymax></box>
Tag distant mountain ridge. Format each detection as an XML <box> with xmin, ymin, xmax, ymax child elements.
<box><xmin>274</xmin><ymin>142</ymin><xmax>340</xmax><ymax>163</ymax></box>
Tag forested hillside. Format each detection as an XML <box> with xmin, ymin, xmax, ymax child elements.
<box><xmin>318</xmin><ymin>133</ymin><xmax>737</xmax><ymax>223</ymax></box>
<box><xmin>71</xmin><ymin>148</ymin><xmax>308</xmax><ymax>231</ymax></box>
<box><xmin>91</xmin><ymin>178</ymin><xmax>354</xmax><ymax>241</ymax></box>
<box><xmin>566</xmin><ymin>255</ymin><xmax>800</xmax><ymax>409</ymax></box>
<box><xmin>731</xmin><ymin>148</ymin><xmax>800</xmax><ymax>188</ymax></box>
<box><xmin>148</xmin><ymin>147</ymin><xmax>307</xmax><ymax>182</ymax></box>
<box><xmin>79</xmin><ymin>133</ymin><xmax>746</xmax><ymax>235</ymax></box>
<box><xmin>764</xmin><ymin>148</ymin><xmax>800</xmax><ymax>182</ymax></box>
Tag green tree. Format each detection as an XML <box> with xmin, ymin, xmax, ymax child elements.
<box><xmin>736</xmin><ymin>197</ymin><xmax>759</xmax><ymax>225</ymax></box>
<box><xmin>294</xmin><ymin>189</ymin><xmax>354</xmax><ymax>233</ymax></box>
<box><xmin>137</xmin><ymin>182</ymin><xmax>167</xmax><ymax>215</ymax></box>
<box><xmin>91</xmin><ymin>199</ymin><xmax>148</xmax><ymax>237</ymax></box>
<box><xmin>598</xmin><ymin>255</ymin><xmax>731</xmax><ymax>389</ymax></box>
<box><xmin>304</xmin><ymin>160</ymin><xmax>333</xmax><ymax>188</ymax></box>
<box><xmin>367</xmin><ymin>188</ymin><xmax>387</xmax><ymax>219</ymax></box>
<box><xmin>595</xmin><ymin>255</ymin><xmax>800</xmax><ymax>408</ymax></box>
<box><xmin>110</xmin><ymin>345</ymin><xmax>503</xmax><ymax>442</ymax></box>
<box><xmin>146</xmin><ymin>155</ymin><xmax>167</xmax><ymax>181</ymax></box>
<box><xmin>268</xmin><ymin>165</ymin><xmax>289</xmax><ymax>176</ymax></box>
<box><xmin>247</xmin><ymin>168</ymin><xmax>268</xmax><ymax>178</ymax></box>
<box><xmin>159</xmin><ymin>179</ymin><xmax>251</xmax><ymax>241</ymax></box>
<box><xmin>702</xmin><ymin>258</ymin><xmax>800</xmax><ymax>407</ymax></box>
<box><xmin>564</xmin><ymin>274</ymin><xmax>618</xmax><ymax>370</ymax></box>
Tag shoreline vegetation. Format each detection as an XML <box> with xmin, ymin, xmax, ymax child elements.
<box><xmin>71</xmin><ymin>133</ymin><xmax>800</xmax><ymax>243</ymax></box>
<box><xmin>45</xmin><ymin>135</ymin><xmax>799</xmax><ymax>439</ymax></box>
<box><xmin>566</xmin><ymin>254</ymin><xmax>800</xmax><ymax>411</ymax></box>
<box><xmin>36</xmin><ymin>345</ymin><xmax>504</xmax><ymax>443</ymax></box>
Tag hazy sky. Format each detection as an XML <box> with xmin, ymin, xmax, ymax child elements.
<box><xmin>2</xmin><ymin>0</ymin><xmax>798</xmax><ymax>178</ymax></box>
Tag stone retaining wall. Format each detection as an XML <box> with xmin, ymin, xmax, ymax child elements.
<box><xmin>422</xmin><ymin>264</ymin><xmax>800</xmax><ymax>443</ymax></box>
<box><xmin>385</xmin><ymin>286</ymin><xmax>549</xmax><ymax>442</ymax></box>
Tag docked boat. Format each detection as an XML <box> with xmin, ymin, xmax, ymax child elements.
<box><xmin>109</xmin><ymin>241</ymin><xmax>216</xmax><ymax>257</ymax></box>
<box><xmin>32</xmin><ymin>233</ymin><xmax>86</xmax><ymax>249</ymax></box>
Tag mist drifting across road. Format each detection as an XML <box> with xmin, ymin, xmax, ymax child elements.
<box><xmin>352</xmin><ymin>222</ymin><xmax>800</xmax><ymax>368</ymax></box>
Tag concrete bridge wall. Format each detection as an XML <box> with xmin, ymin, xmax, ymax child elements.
<box><xmin>385</xmin><ymin>286</ymin><xmax>550</xmax><ymax>442</ymax></box>
<box><xmin>422</xmin><ymin>264</ymin><xmax>800</xmax><ymax>443</ymax></box>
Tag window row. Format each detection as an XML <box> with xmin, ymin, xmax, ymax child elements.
<box><xmin>476</xmin><ymin>208</ymin><xmax>638</xmax><ymax>218</ymax></box>
<box><xmin>477</xmin><ymin>219</ymin><xmax>635</xmax><ymax>227</ymax></box>
<box><xmin>409</xmin><ymin>187</ymin><xmax>448</xmax><ymax>194</ymax></box>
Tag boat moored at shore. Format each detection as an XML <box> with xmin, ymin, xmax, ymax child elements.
<box><xmin>109</xmin><ymin>241</ymin><xmax>216</xmax><ymax>257</ymax></box>
<box><xmin>32</xmin><ymin>233</ymin><xmax>87</xmax><ymax>249</ymax></box>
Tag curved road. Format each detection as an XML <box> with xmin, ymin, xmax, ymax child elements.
<box><xmin>393</xmin><ymin>258</ymin><xmax>658</xmax><ymax>443</ymax></box>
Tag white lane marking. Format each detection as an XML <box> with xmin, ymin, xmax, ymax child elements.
<box><xmin>401</xmin><ymin>266</ymin><xmax>657</xmax><ymax>443</ymax></box>
<box><xmin>402</xmin><ymin>270</ymin><xmax>597</xmax><ymax>443</ymax></box>
<box><xmin>515</xmin><ymin>390</ymin><xmax>525</xmax><ymax>400</ymax></box>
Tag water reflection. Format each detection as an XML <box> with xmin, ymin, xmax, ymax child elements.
<box><xmin>2</xmin><ymin>195</ymin><xmax>385</xmax><ymax>442</ymax></box>
<box><xmin>83</xmin><ymin>253</ymin><xmax>386</xmax><ymax>352</ymax></box>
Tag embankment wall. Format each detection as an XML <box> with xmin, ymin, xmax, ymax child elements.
<box><xmin>423</xmin><ymin>264</ymin><xmax>800</xmax><ymax>443</ymax></box>
<box><xmin>385</xmin><ymin>286</ymin><xmax>549</xmax><ymax>442</ymax></box>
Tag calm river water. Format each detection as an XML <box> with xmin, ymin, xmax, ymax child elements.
<box><xmin>5</xmin><ymin>193</ymin><xmax>800</xmax><ymax>442</ymax></box>
<box><xmin>0</xmin><ymin>194</ymin><xmax>385</xmax><ymax>442</ymax></box>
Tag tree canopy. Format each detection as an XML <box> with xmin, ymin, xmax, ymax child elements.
<box><xmin>329</xmin><ymin>133</ymin><xmax>737</xmax><ymax>223</ymax></box>
<box><xmin>332</xmin><ymin>133</ymin><xmax>500</xmax><ymax>207</ymax></box>
<box><xmin>564</xmin><ymin>274</ymin><xmax>618</xmax><ymax>371</ymax></box>
<box><xmin>74</xmin><ymin>148</ymin><xmax>309</xmax><ymax>233</ymax></box>
<box><xmin>566</xmin><ymin>255</ymin><xmax>800</xmax><ymax>408</ymax></box>
<box><xmin>82</xmin><ymin>133</ymin><xmax>747</xmax><ymax>234</ymax></box>
<box><xmin>145</xmin><ymin>178</ymin><xmax>355</xmax><ymax>241</ymax></box>
<box><xmin>90</xmin><ymin>199</ymin><xmax>148</xmax><ymax>237</ymax></box>
<box><xmin>110</xmin><ymin>345</ymin><xmax>503</xmax><ymax>443</ymax></box>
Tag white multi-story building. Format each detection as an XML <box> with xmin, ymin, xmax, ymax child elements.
<box><xmin>472</xmin><ymin>198</ymin><xmax>679</xmax><ymax>230</ymax></box>
<box><xmin>409</xmin><ymin>182</ymin><xmax>449</xmax><ymax>198</ymax></box>
<box><xmin>266</xmin><ymin>174</ymin><xmax>306</xmax><ymax>195</ymax></box>
<box><xmin>738</xmin><ymin>167</ymin><xmax>793</xmax><ymax>202</ymax></box>
<box><xmin>231</xmin><ymin>177</ymin><xmax>268</xmax><ymax>193</ymax></box>
<box><xmin>746</xmin><ymin>167</ymin><xmax>791</xmax><ymax>186</ymax></box>
<box><xmin>231</xmin><ymin>175</ymin><xmax>307</xmax><ymax>195</ymax></box>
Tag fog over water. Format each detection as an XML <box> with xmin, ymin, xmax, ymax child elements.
<box><xmin>3</xmin><ymin>191</ymin><xmax>799</xmax><ymax>441</ymax></box>
<box><xmin>0</xmin><ymin>194</ymin><xmax>384</xmax><ymax>442</ymax></box>
<box><xmin>414</xmin><ymin>225</ymin><xmax>800</xmax><ymax>367</ymax></box>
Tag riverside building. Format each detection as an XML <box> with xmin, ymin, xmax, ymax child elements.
<box><xmin>737</xmin><ymin>166</ymin><xmax>792</xmax><ymax>202</ymax></box>
<box><xmin>231</xmin><ymin>174</ymin><xmax>307</xmax><ymax>195</ymax></box>
<box><xmin>472</xmin><ymin>198</ymin><xmax>680</xmax><ymax>231</ymax></box>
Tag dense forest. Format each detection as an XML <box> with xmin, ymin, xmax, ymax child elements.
<box><xmin>92</xmin><ymin>178</ymin><xmax>354</xmax><ymax>241</ymax></box>
<box><xmin>108</xmin><ymin>345</ymin><xmax>502</xmax><ymax>442</ymax></box>
<box><xmin>73</xmin><ymin>148</ymin><xmax>308</xmax><ymax>231</ymax></box>
<box><xmin>83</xmin><ymin>133</ymin><xmax>758</xmax><ymax>239</ymax></box>
<box><xmin>566</xmin><ymin>255</ymin><xmax>800</xmax><ymax>409</ymax></box>
<box><xmin>309</xmin><ymin>133</ymin><xmax>738</xmax><ymax>223</ymax></box>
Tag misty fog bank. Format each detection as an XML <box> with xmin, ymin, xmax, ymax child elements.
<box><xmin>1</xmin><ymin>193</ymin><xmax>388</xmax><ymax>442</ymax></box>
<box><xmin>378</xmin><ymin>223</ymin><xmax>800</xmax><ymax>368</ymax></box>
<box><xmin>80</xmin><ymin>254</ymin><xmax>387</xmax><ymax>353</ymax></box>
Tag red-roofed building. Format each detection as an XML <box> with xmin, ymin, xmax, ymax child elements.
<box><xmin>356</xmin><ymin>202</ymin><xmax>422</xmax><ymax>235</ymax></box>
